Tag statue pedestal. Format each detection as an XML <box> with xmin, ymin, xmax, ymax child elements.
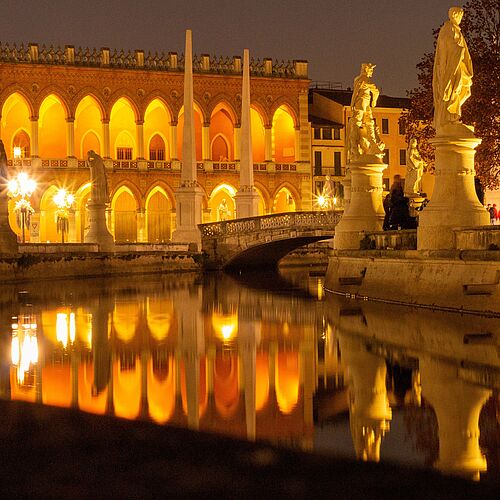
<box><xmin>84</xmin><ymin>202</ymin><xmax>114</xmax><ymax>251</ymax></box>
<box><xmin>0</xmin><ymin>197</ymin><xmax>18</xmax><ymax>253</ymax></box>
<box><xmin>171</xmin><ymin>184</ymin><xmax>204</xmax><ymax>249</ymax></box>
<box><xmin>334</xmin><ymin>160</ymin><xmax>387</xmax><ymax>250</ymax></box>
<box><xmin>235</xmin><ymin>187</ymin><xmax>260</xmax><ymax>219</ymax></box>
<box><xmin>418</xmin><ymin>133</ymin><xmax>489</xmax><ymax>250</ymax></box>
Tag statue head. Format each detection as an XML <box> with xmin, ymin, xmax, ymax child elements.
<box><xmin>361</xmin><ymin>63</ymin><xmax>376</xmax><ymax>77</ymax></box>
<box><xmin>410</xmin><ymin>138</ymin><xmax>418</xmax><ymax>148</ymax></box>
<box><xmin>448</xmin><ymin>6</ymin><xmax>464</xmax><ymax>25</ymax></box>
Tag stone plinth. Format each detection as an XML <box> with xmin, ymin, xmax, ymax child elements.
<box><xmin>334</xmin><ymin>160</ymin><xmax>386</xmax><ymax>250</ymax></box>
<box><xmin>0</xmin><ymin>197</ymin><xmax>18</xmax><ymax>253</ymax></box>
<box><xmin>84</xmin><ymin>202</ymin><xmax>114</xmax><ymax>252</ymax></box>
<box><xmin>171</xmin><ymin>184</ymin><xmax>204</xmax><ymax>248</ymax></box>
<box><xmin>418</xmin><ymin>132</ymin><xmax>489</xmax><ymax>250</ymax></box>
<box><xmin>235</xmin><ymin>188</ymin><xmax>260</xmax><ymax>219</ymax></box>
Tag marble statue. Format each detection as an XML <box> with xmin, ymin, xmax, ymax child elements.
<box><xmin>347</xmin><ymin>63</ymin><xmax>385</xmax><ymax>162</ymax></box>
<box><xmin>0</xmin><ymin>140</ymin><xmax>8</xmax><ymax>181</ymax></box>
<box><xmin>87</xmin><ymin>150</ymin><xmax>108</xmax><ymax>204</ymax></box>
<box><xmin>218</xmin><ymin>198</ymin><xmax>230</xmax><ymax>221</ymax></box>
<box><xmin>433</xmin><ymin>6</ymin><xmax>473</xmax><ymax>134</ymax></box>
<box><xmin>404</xmin><ymin>138</ymin><xmax>426</xmax><ymax>196</ymax></box>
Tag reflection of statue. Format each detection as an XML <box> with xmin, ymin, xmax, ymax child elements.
<box><xmin>433</xmin><ymin>7</ymin><xmax>473</xmax><ymax>133</ymax></box>
<box><xmin>86</xmin><ymin>150</ymin><xmax>108</xmax><ymax>204</ymax></box>
<box><xmin>405</xmin><ymin>138</ymin><xmax>426</xmax><ymax>196</ymax></box>
<box><xmin>0</xmin><ymin>140</ymin><xmax>8</xmax><ymax>181</ymax></box>
<box><xmin>218</xmin><ymin>198</ymin><xmax>230</xmax><ymax>221</ymax></box>
<box><xmin>347</xmin><ymin>63</ymin><xmax>385</xmax><ymax>162</ymax></box>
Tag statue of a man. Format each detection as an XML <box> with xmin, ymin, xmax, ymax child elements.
<box><xmin>433</xmin><ymin>6</ymin><xmax>473</xmax><ymax>133</ymax></box>
<box><xmin>86</xmin><ymin>150</ymin><xmax>108</xmax><ymax>204</ymax></box>
<box><xmin>0</xmin><ymin>140</ymin><xmax>9</xmax><ymax>181</ymax></box>
<box><xmin>405</xmin><ymin>138</ymin><xmax>426</xmax><ymax>196</ymax></box>
<box><xmin>347</xmin><ymin>63</ymin><xmax>385</xmax><ymax>162</ymax></box>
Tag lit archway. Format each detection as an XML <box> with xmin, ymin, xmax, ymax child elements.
<box><xmin>75</xmin><ymin>95</ymin><xmax>103</xmax><ymax>158</ymax></box>
<box><xmin>144</xmin><ymin>99</ymin><xmax>171</xmax><ymax>160</ymax></box>
<box><xmin>11</xmin><ymin>129</ymin><xmax>31</xmax><ymax>158</ymax></box>
<box><xmin>273</xmin><ymin>186</ymin><xmax>296</xmax><ymax>213</ymax></box>
<box><xmin>209</xmin><ymin>183</ymin><xmax>236</xmax><ymax>222</ymax></box>
<box><xmin>148</xmin><ymin>134</ymin><xmax>167</xmax><ymax>161</ymax></box>
<box><xmin>1</xmin><ymin>93</ymin><xmax>32</xmax><ymax>158</ymax></box>
<box><xmin>39</xmin><ymin>94</ymin><xmax>67</xmax><ymax>158</ymax></box>
<box><xmin>272</xmin><ymin>105</ymin><xmax>295</xmax><ymax>162</ymax></box>
<box><xmin>251</xmin><ymin>107</ymin><xmax>265</xmax><ymax>162</ymax></box>
<box><xmin>146</xmin><ymin>186</ymin><xmax>172</xmax><ymax>242</ymax></box>
<box><xmin>112</xmin><ymin>186</ymin><xmax>138</xmax><ymax>242</ymax></box>
<box><xmin>211</xmin><ymin>133</ymin><xmax>230</xmax><ymax>161</ymax></box>
<box><xmin>110</xmin><ymin>98</ymin><xmax>137</xmax><ymax>159</ymax></box>
<box><xmin>39</xmin><ymin>185</ymin><xmax>61</xmax><ymax>242</ymax></box>
<box><xmin>210</xmin><ymin>104</ymin><xmax>235</xmax><ymax>160</ymax></box>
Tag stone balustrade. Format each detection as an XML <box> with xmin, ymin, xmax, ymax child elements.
<box><xmin>454</xmin><ymin>226</ymin><xmax>500</xmax><ymax>250</ymax></box>
<box><xmin>361</xmin><ymin>230</ymin><xmax>418</xmax><ymax>250</ymax></box>
<box><xmin>0</xmin><ymin>42</ymin><xmax>307</xmax><ymax>78</ymax></box>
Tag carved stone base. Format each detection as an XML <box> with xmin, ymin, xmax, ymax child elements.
<box><xmin>334</xmin><ymin>161</ymin><xmax>387</xmax><ymax>250</ymax></box>
<box><xmin>84</xmin><ymin>202</ymin><xmax>114</xmax><ymax>252</ymax></box>
<box><xmin>171</xmin><ymin>184</ymin><xmax>204</xmax><ymax>248</ymax></box>
<box><xmin>418</xmin><ymin>134</ymin><xmax>489</xmax><ymax>250</ymax></box>
<box><xmin>235</xmin><ymin>187</ymin><xmax>260</xmax><ymax>219</ymax></box>
<box><xmin>0</xmin><ymin>197</ymin><xmax>18</xmax><ymax>253</ymax></box>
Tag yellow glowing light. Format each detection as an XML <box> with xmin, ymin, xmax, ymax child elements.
<box><xmin>13</xmin><ymin>146</ymin><xmax>22</xmax><ymax>158</ymax></box>
<box><xmin>11</xmin><ymin>317</ymin><xmax>38</xmax><ymax>385</ymax></box>
<box><xmin>317</xmin><ymin>195</ymin><xmax>326</xmax><ymax>208</ymax></box>
<box><xmin>221</xmin><ymin>324</ymin><xmax>235</xmax><ymax>340</ymax></box>
<box><xmin>56</xmin><ymin>313</ymin><xmax>69</xmax><ymax>348</ymax></box>
<box><xmin>212</xmin><ymin>311</ymin><xmax>238</xmax><ymax>342</ymax></box>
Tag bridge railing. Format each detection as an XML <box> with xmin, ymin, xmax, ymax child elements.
<box><xmin>199</xmin><ymin>211</ymin><xmax>342</xmax><ymax>238</ymax></box>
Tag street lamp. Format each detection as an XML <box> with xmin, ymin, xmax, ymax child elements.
<box><xmin>54</xmin><ymin>188</ymin><xmax>75</xmax><ymax>243</ymax></box>
<box><xmin>7</xmin><ymin>172</ymin><xmax>36</xmax><ymax>243</ymax></box>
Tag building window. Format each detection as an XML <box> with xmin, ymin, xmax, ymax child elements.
<box><xmin>117</xmin><ymin>147</ymin><xmax>133</xmax><ymax>160</ymax></box>
<box><xmin>334</xmin><ymin>151</ymin><xmax>342</xmax><ymax>177</ymax></box>
<box><xmin>333</xmin><ymin>128</ymin><xmax>341</xmax><ymax>140</ymax></box>
<box><xmin>398</xmin><ymin>120</ymin><xmax>405</xmax><ymax>135</ymax></box>
<box><xmin>313</xmin><ymin>128</ymin><xmax>321</xmax><ymax>140</ymax></box>
<box><xmin>381</xmin><ymin>118</ymin><xmax>389</xmax><ymax>134</ymax></box>
<box><xmin>314</xmin><ymin>151</ymin><xmax>322</xmax><ymax>176</ymax></box>
<box><xmin>149</xmin><ymin>134</ymin><xmax>166</xmax><ymax>161</ymax></box>
<box><xmin>384</xmin><ymin>149</ymin><xmax>390</xmax><ymax>164</ymax></box>
<box><xmin>322</xmin><ymin>128</ymin><xmax>332</xmax><ymax>140</ymax></box>
<box><xmin>399</xmin><ymin>149</ymin><xmax>406</xmax><ymax>165</ymax></box>
<box><xmin>12</xmin><ymin>130</ymin><xmax>31</xmax><ymax>158</ymax></box>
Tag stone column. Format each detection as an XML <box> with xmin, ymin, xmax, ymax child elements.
<box><xmin>136</xmin><ymin>120</ymin><xmax>145</xmax><ymax>160</ymax></box>
<box><xmin>30</xmin><ymin>117</ymin><xmax>39</xmax><ymax>157</ymax></box>
<box><xmin>68</xmin><ymin>209</ymin><xmax>77</xmax><ymax>243</ymax></box>
<box><xmin>102</xmin><ymin>120</ymin><xmax>111</xmax><ymax>159</ymax></box>
<box><xmin>339</xmin><ymin>333</ymin><xmax>391</xmax><ymax>462</ymax></box>
<box><xmin>136</xmin><ymin>208</ymin><xmax>147</xmax><ymax>242</ymax></box>
<box><xmin>420</xmin><ymin>357</ymin><xmax>490</xmax><ymax>480</ymax></box>
<box><xmin>334</xmin><ymin>160</ymin><xmax>386</xmax><ymax>250</ymax></box>
<box><xmin>417</xmin><ymin>131</ymin><xmax>489</xmax><ymax>250</ymax></box>
<box><xmin>264</xmin><ymin>126</ymin><xmax>272</xmax><ymax>162</ymax></box>
<box><xmin>235</xmin><ymin>49</ymin><xmax>260</xmax><ymax>219</ymax></box>
<box><xmin>202</xmin><ymin>123</ymin><xmax>210</xmax><ymax>161</ymax></box>
<box><xmin>171</xmin><ymin>30</ymin><xmax>204</xmax><ymax>248</ymax></box>
<box><xmin>294</xmin><ymin>127</ymin><xmax>300</xmax><ymax>162</ymax></box>
<box><xmin>170</xmin><ymin>122</ymin><xmax>178</xmax><ymax>160</ymax></box>
<box><xmin>66</xmin><ymin>118</ymin><xmax>75</xmax><ymax>158</ymax></box>
<box><xmin>233</xmin><ymin>125</ymin><xmax>241</xmax><ymax>162</ymax></box>
<box><xmin>0</xmin><ymin>195</ymin><xmax>18</xmax><ymax>253</ymax></box>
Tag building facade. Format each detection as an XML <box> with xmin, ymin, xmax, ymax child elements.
<box><xmin>0</xmin><ymin>42</ymin><xmax>312</xmax><ymax>243</ymax></box>
<box><xmin>309</xmin><ymin>86</ymin><xmax>410</xmax><ymax>207</ymax></box>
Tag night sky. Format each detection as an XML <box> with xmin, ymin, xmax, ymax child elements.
<box><xmin>1</xmin><ymin>0</ymin><xmax>466</xmax><ymax>97</ymax></box>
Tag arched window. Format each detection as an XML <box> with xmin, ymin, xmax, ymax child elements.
<box><xmin>149</xmin><ymin>134</ymin><xmax>165</xmax><ymax>161</ymax></box>
<box><xmin>12</xmin><ymin>130</ymin><xmax>30</xmax><ymax>158</ymax></box>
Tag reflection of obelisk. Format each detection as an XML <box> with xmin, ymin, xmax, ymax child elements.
<box><xmin>339</xmin><ymin>334</ymin><xmax>392</xmax><ymax>462</ymax></box>
<box><xmin>418</xmin><ymin>7</ymin><xmax>488</xmax><ymax>249</ymax></box>
<box><xmin>235</xmin><ymin>49</ymin><xmax>260</xmax><ymax>218</ymax></box>
<box><xmin>171</xmin><ymin>30</ymin><xmax>203</xmax><ymax>249</ymax></box>
<box><xmin>0</xmin><ymin>140</ymin><xmax>18</xmax><ymax>253</ymax></box>
<box><xmin>420</xmin><ymin>357</ymin><xmax>490</xmax><ymax>480</ymax></box>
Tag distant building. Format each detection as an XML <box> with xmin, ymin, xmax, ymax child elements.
<box><xmin>309</xmin><ymin>84</ymin><xmax>410</xmax><ymax>206</ymax></box>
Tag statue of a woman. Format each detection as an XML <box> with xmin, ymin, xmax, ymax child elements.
<box><xmin>86</xmin><ymin>150</ymin><xmax>108</xmax><ymax>204</ymax></box>
<box><xmin>433</xmin><ymin>7</ymin><xmax>473</xmax><ymax>133</ymax></box>
<box><xmin>405</xmin><ymin>138</ymin><xmax>426</xmax><ymax>196</ymax></box>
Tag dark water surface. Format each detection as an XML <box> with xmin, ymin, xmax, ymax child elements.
<box><xmin>0</xmin><ymin>268</ymin><xmax>498</xmax><ymax>483</ymax></box>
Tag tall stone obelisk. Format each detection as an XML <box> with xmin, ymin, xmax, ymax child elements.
<box><xmin>0</xmin><ymin>140</ymin><xmax>18</xmax><ymax>253</ymax></box>
<box><xmin>172</xmin><ymin>30</ymin><xmax>203</xmax><ymax>248</ymax></box>
<box><xmin>418</xmin><ymin>7</ymin><xmax>488</xmax><ymax>250</ymax></box>
<box><xmin>235</xmin><ymin>49</ymin><xmax>260</xmax><ymax>218</ymax></box>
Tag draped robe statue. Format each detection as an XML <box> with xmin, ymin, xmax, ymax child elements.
<box><xmin>405</xmin><ymin>138</ymin><xmax>426</xmax><ymax>196</ymax></box>
<box><xmin>86</xmin><ymin>150</ymin><xmax>108</xmax><ymax>204</ymax></box>
<box><xmin>433</xmin><ymin>6</ymin><xmax>473</xmax><ymax>133</ymax></box>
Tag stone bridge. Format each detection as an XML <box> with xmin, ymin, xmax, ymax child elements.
<box><xmin>199</xmin><ymin>211</ymin><xmax>341</xmax><ymax>270</ymax></box>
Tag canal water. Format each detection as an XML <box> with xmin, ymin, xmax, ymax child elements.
<box><xmin>0</xmin><ymin>268</ymin><xmax>498</xmax><ymax>483</ymax></box>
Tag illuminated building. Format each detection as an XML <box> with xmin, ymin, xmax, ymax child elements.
<box><xmin>0</xmin><ymin>42</ymin><xmax>312</xmax><ymax>242</ymax></box>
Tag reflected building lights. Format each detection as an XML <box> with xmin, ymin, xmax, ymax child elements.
<box><xmin>11</xmin><ymin>315</ymin><xmax>38</xmax><ymax>385</ymax></box>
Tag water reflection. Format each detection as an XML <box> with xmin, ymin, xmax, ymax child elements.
<box><xmin>0</xmin><ymin>271</ymin><xmax>498</xmax><ymax>482</ymax></box>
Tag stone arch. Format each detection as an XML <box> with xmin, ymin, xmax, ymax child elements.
<box><xmin>39</xmin><ymin>184</ymin><xmax>62</xmax><ymax>243</ymax></box>
<box><xmin>272</xmin><ymin>104</ymin><xmax>297</xmax><ymax>163</ymax></box>
<box><xmin>144</xmin><ymin>97</ymin><xmax>171</xmax><ymax>161</ymax></box>
<box><xmin>11</xmin><ymin>128</ymin><xmax>31</xmax><ymax>158</ymax></box>
<box><xmin>110</xmin><ymin>97</ymin><xmax>139</xmax><ymax>160</ymax></box>
<box><xmin>143</xmin><ymin>94</ymin><xmax>174</xmax><ymax>122</ymax></box>
<box><xmin>270</xmin><ymin>100</ymin><xmax>299</xmax><ymax>128</ymax></box>
<box><xmin>38</xmin><ymin>93</ymin><xmax>67</xmax><ymax>158</ymax></box>
<box><xmin>34</xmin><ymin>87</ymin><xmax>71</xmax><ymax>119</ymax></box>
<box><xmin>111</xmin><ymin>184</ymin><xmax>140</xmax><ymax>243</ymax></box>
<box><xmin>0</xmin><ymin>86</ymin><xmax>35</xmax><ymax>117</ymax></box>
<box><xmin>209</xmin><ymin>100</ymin><xmax>235</xmax><ymax>161</ymax></box>
<box><xmin>209</xmin><ymin>183</ymin><xmax>237</xmax><ymax>222</ymax></box>
<box><xmin>272</xmin><ymin>183</ymin><xmax>300</xmax><ymax>213</ymax></box>
<box><xmin>176</xmin><ymin>100</ymin><xmax>204</xmax><ymax>160</ymax></box>
<box><xmin>211</xmin><ymin>133</ymin><xmax>231</xmax><ymax>161</ymax></box>
<box><xmin>108</xmin><ymin>92</ymin><xmax>141</xmax><ymax>121</ymax></box>
<box><xmin>75</xmin><ymin>95</ymin><xmax>105</xmax><ymax>158</ymax></box>
<box><xmin>80</xmin><ymin>130</ymin><xmax>102</xmax><ymax>158</ymax></box>
<box><xmin>1</xmin><ymin>92</ymin><xmax>33</xmax><ymax>158</ymax></box>
<box><xmin>72</xmin><ymin>89</ymin><xmax>106</xmax><ymax>120</ymax></box>
<box><xmin>253</xmin><ymin>181</ymin><xmax>270</xmax><ymax>215</ymax></box>
<box><xmin>145</xmin><ymin>185</ymin><xmax>173</xmax><ymax>242</ymax></box>
<box><xmin>207</xmin><ymin>96</ymin><xmax>238</xmax><ymax>124</ymax></box>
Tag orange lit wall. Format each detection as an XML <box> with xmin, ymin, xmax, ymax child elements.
<box><xmin>273</xmin><ymin>107</ymin><xmax>295</xmax><ymax>162</ymax></box>
<box><xmin>275</xmin><ymin>351</ymin><xmax>299</xmax><ymax>414</ymax></box>
<box><xmin>214</xmin><ymin>354</ymin><xmax>239</xmax><ymax>418</ymax></box>
<box><xmin>147</xmin><ymin>356</ymin><xmax>176</xmax><ymax>424</ymax></box>
<box><xmin>78</xmin><ymin>362</ymin><xmax>108</xmax><ymax>415</ymax></box>
<box><xmin>210</xmin><ymin>109</ymin><xmax>234</xmax><ymax>160</ymax></box>
<box><xmin>113</xmin><ymin>357</ymin><xmax>141</xmax><ymax>419</ymax></box>
<box><xmin>39</xmin><ymin>96</ymin><xmax>66</xmax><ymax>158</ymax></box>
<box><xmin>42</xmin><ymin>364</ymin><xmax>72</xmax><ymax>408</ymax></box>
<box><xmin>177</xmin><ymin>109</ymin><xmax>203</xmax><ymax>160</ymax></box>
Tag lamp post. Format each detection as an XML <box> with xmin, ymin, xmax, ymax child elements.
<box><xmin>7</xmin><ymin>172</ymin><xmax>36</xmax><ymax>243</ymax></box>
<box><xmin>54</xmin><ymin>189</ymin><xmax>75</xmax><ymax>244</ymax></box>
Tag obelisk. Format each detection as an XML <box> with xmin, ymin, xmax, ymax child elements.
<box><xmin>171</xmin><ymin>30</ymin><xmax>203</xmax><ymax>248</ymax></box>
<box><xmin>235</xmin><ymin>49</ymin><xmax>260</xmax><ymax>218</ymax></box>
<box><xmin>0</xmin><ymin>140</ymin><xmax>18</xmax><ymax>253</ymax></box>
